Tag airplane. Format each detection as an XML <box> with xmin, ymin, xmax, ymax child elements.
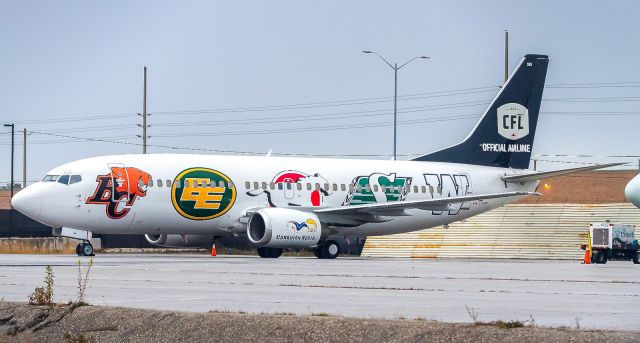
<box><xmin>11</xmin><ymin>54</ymin><xmax>618</xmax><ymax>258</ymax></box>
<box><xmin>625</xmin><ymin>173</ymin><xmax>640</xmax><ymax>208</ymax></box>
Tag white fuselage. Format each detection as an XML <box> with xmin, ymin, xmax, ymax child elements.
<box><xmin>13</xmin><ymin>154</ymin><xmax>538</xmax><ymax>237</ymax></box>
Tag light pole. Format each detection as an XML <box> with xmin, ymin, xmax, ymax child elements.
<box><xmin>4</xmin><ymin>123</ymin><xmax>14</xmax><ymax>199</ymax></box>
<box><xmin>362</xmin><ymin>51</ymin><xmax>429</xmax><ymax>160</ymax></box>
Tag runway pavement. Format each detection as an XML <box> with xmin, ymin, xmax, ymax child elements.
<box><xmin>0</xmin><ymin>254</ymin><xmax>638</xmax><ymax>331</ymax></box>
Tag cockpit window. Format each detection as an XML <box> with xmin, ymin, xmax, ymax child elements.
<box><xmin>69</xmin><ymin>175</ymin><xmax>82</xmax><ymax>185</ymax></box>
<box><xmin>58</xmin><ymin>175</ymin><xmax>70</xmax><ymax>185</ymax></box>
<box><xmin>42</xmin><ymin>175</ymin><xmax>60</xmax><ymax>182</ymax></box>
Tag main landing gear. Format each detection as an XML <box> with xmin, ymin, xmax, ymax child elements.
<box><xmin>76</xmin><ymin>242</ymin><xmax>95</xmax><ymax>257</ymax></box>
<box><xmin>313</xmin><ymin>240</ymin><xmax>340</xmax><ymax>259</ymax></box>
<box><xmin>257</xmin><ymin>246</ymin><xmax>283</xmax><ymax>258</ymax></box>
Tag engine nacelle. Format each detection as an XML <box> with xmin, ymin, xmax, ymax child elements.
<box><xmin>144</xmin><ymin>234</ymin><xmax>215</xmax><ymax>248</ymax></box>
<box><xmin>247</xmin><ymin>208</ymin><xmax>322</xmax><ymax>248</ymax></box>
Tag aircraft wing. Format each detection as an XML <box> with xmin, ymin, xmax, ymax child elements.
<box><xmin>313</xmin><ymin>191</ymin><xmax>538</xmax><ymax>223</ymax></box>
<box><xmin>501</xmin><ymin>162</ymin><xmax>623</xmax><ymax>183</ymax></box>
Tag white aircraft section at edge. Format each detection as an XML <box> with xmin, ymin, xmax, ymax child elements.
<box><xmin>10</xmin><ymin>54</ymin><xmax>617</xmax><ymax>259</ymax></box>
<box><xmin>625</xmin><ymin>174</ymin><xmax>640</xmax><ymax>209</ymax></box>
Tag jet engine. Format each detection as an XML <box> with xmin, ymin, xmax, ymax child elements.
<box><xmin>247</xmin><ymin>208</ymin><xmax>322</xmax><ymax>248</ymax></box>
<box><xmin>144</xmin><ymin>234</ymin><xmax>215</xmax><ymax>248</ymax></box>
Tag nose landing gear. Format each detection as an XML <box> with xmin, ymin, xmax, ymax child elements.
<box><xmin>76</xmin><ymin>242</ymin><xmax>95</xmax><ymax>257</ymax></box>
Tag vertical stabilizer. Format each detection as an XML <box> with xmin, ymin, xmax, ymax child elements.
<box><xmin>413</xmin><ymin>54</ymin><xmax>549</xmax><ymax>169</ymax></box>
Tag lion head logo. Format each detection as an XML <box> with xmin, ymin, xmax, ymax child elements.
<box><xmin>111</xmin><ymin>167</ymin><xmax>151</xmax><ymax>197</ymax></box>
<box><xmin>86</xmin><ymin>166</ymin><xmax>152</xmax><ymax>219</ymax></box>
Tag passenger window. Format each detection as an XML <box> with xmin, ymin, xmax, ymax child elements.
<box><xmin>174</xmin><ymin>180</ymin><xmax>180</xmax><ymax>188</ymax></box>
<box><xmin>286</xmin><ymin>183</ymin><xmax>292</xmax><ymax>190</ymax></box>
<box><xmin>261</xmin><ymin>182</ymin><xmax>268</xmax><ymax>190</ymax></box>
<box><xmin>315</xmin><ymin>183</ymin><xmax>320</xmax><ymax>191</ymax></box>
<box><xmin>341</xmin><ymin>184</ymin><xmax>346</xmax><ymax>191</ymax></box>
<box><xmin>373</xmin><ymin>185</ymin><xmax>379</xmax><ymax>192</ymax></box>
<box><xmin>365</xmin><ymin>184</ymin><xmax>371</xmax><ymax>192</ymax></box>
<box><xmin>349</xmin><ymin>184</ymin><xmax>354</xmax><ymax>191</ymax></box>
<box><xmin>166</xmin><ymin>180</ymin><xmax>172</xmax><ymax>187</ymax></box>
<box><xmin>219</xmin><ymin>181</ymin><xmax>225</xmax><ymax>188</ymax></box>
<box><xmin>277</xmin><ymin>183</ymin><xmax>283</xmax><ymax>190</ymax></box>
<box><xmin>184</xmin><ymin>180</ymin><xmax>191</xmax><ymax>188</ymax></box>
<box><xmin>306</xmin><ymin>183</ymin><xmax>312</xmax><ymax>191</ymax></box>
<box><xmin>332</xmin><ymin>184</ymin><xmax>337</xmax><ymax>191</ymax></box>
<box><xmin>157</xmin><ymin>179</ymin><xmax>162</xmax><ymax>187</ymax></box>
<box><xmin>69</xmin><ymin>175</ymin><xmax>82</xmax><ymax>185</ymax></box>
<box><xmin>323</xmin><ymin>183</ymin><xmax>329</xmax><ymax>191</ymax></box>
<box><xmin>356</xmin><ymin>184</ymin><xmax>362</xmax><ymax>192</ymax></box>
<box><xmin>149</xmin><ymin>178</ymin><xmax>154</xmax><ymax>187</ymax></box>
<box><xmin>269</xmin><ymin>182</ymin><xmax>275</xmax><ymax>190</ymax></box>
<box><xmin>228</xmin><ymin>181</ymin><xmax>234</xmax><ymax>189</ymax></box>
<box><xmin>57</xmin><ymin>175</ymin><xmax>70</xmax><ymax>185</ymax></box>
<box><xmin>396</xmin><ymin>185</ymin><xmax>402</xmax><ymax>192</ymax></box>
<box><xmin>253</xmin><ymin>182</ymin><xmax>259</xmax><ymax>190</ymax></box>
<box><xmin>245</xmin><ymin>181</ymin><xmax>250</xmax><ymax>189</ymax></box>
<box><xmin>413</xmin><ymin>185</ymin><xmax>418</xmax><ymax>193</ymax></box>
<box><xmin>296</xmin><ymin>183</ymin><xmax>302</xmax><ymax>190</ymax></box>
<box><xmin>422</xmin><ymin>186</ymin><xmax>427</xmax><ymax>193</ymax></box>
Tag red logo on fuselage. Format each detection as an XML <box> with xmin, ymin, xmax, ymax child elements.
<box><xmin>86</xmin><ymin>167</ymin><xmax>151</xmax><ymax>219</ymax></box>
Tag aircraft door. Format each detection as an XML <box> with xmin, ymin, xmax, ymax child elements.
<box><xmin>284</xmin><ymin>181</ymin><xmax>295</xmax><ymax>199</ymax></box>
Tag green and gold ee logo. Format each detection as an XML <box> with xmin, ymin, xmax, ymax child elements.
<box><xmin>171</xmin><ymin>168</ymin><xmax>236</xmax><ymax>220</ymax></box>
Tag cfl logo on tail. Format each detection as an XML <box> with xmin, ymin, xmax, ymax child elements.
<box><xmin>497</xmin><ymin>103</ymin><xmax>529</xmax><ymax>140</ymax></box>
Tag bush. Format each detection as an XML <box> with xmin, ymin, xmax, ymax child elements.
<box><xmin>28</xmin><ymin>265</ymin><xmax>54</xmax><ymax>305</ymax></box>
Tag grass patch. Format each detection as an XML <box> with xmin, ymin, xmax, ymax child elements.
<box><xmin>0</xmin><ymin>238</ymin><xmax>76</xmax><ymax>254</ymax></box>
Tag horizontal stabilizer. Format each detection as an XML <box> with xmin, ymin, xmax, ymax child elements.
<box><xmin>501</xmin><ymin>162</ymin><xmax>623</xmax><ymax>183</ymax></box>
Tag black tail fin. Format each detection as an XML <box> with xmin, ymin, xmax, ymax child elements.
<box><xmin>413</xmin><ymin>54</ymin><xmax>549</xmax><ymax>169</ymax></box>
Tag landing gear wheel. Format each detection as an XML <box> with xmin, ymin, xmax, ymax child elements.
<box><xmin>633</xmin><ymin>254</ymin><xmax>639</xmax><ymax>264</ymax></box>
<box><xmin>322</xmin><ymin>240</ymin><xmax>340</xmax><ymax>259</ymax></box>
<box><xmin>313</xmin><ymin>246</ymin><xmax>325</xmax><ymax>259</ymax></box>
<box><xmin>268</xmin><ymin>248</ymin><xmax>283</xmax><ymax>258</ymax></box>
<box><xmin>257</xmin><ymin>247</ymin><xmax>283</xmax><ymax>258</ymax></box>
<box><xmin>601</xmin><ymin>254</ymin><xmax>608</xmax><ymax>264</ymax></box>
<box><xmin>257</xmin><ymin>247</ymin><xmax>269</xmax><ymax>258</ymax></box>
<box><xmin>77</xmin><ymin>243</ymin><xmax>94</xmax><ymax>257</ymax></box>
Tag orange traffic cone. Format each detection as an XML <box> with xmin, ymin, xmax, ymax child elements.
<box><xmin>583</xmin><ymin>249</ymin><xmax>591</xmax><ymax>264</ymax></box>
<box><xmin>211</xmin><ymin>244</ymin><xmax>217</xmax><ymax>257</ymax></box>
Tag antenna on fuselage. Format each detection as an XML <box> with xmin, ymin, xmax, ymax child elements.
<box><xmin>265</xmin><ymin>149</ymin><xmax>272</xmax><ymax>157</ymax></box>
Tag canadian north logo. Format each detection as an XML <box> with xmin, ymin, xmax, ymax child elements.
<box><xmin>171</xmin><ymin>167</ymin><xmax>236</xmax><ymax>220</ymax></box>
<box><xmin>497</xmin><ymin>103</ymin><xmax>529</xmax><ymax>140</ymax></box>
<box><xmin>287</xmin><ymin>219</ymin><xmax>318</xmax><ymax>233</ymax></box>
<box><xmin>86</xmin><ymin>167</ymin><xmax>151</xmax><ymax>219</ymax></box>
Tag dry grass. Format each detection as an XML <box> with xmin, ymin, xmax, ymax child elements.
<box><xmin>0</xmin><ymin>238</ymin><xmax>76</xmax><ymax>254</ymax></box>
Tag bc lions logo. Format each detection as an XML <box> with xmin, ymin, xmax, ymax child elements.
<box><xmin>86</xmin><ymin>167</ymin><xmax>151</xmax><ymax>219</ymax></box>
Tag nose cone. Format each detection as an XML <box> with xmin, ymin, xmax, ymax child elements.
<box><xmin>11</xmin><ymin>185</ymin><xmax>43</xmax><ymax>219</ymax></box>
<box><xmin>625</xmin><ymin>175</ymin><xmax>640</xmax><ymax>209</ymax></box>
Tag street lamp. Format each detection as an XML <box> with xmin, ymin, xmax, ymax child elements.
<box><xmin>4</xmin><ymin>123</ymin><xmax>14</xmax><ymax>199</ymax></box>
<box><xmin>362</xmin><ymin>51</ymin><xmax>429</xmax><ymax>160</ymax></box>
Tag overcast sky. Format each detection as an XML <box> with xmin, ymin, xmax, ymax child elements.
<box><xmin>1</xmin><ymin>0</ymin><xmax>639</xmax><ymax>184</ymax></box>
